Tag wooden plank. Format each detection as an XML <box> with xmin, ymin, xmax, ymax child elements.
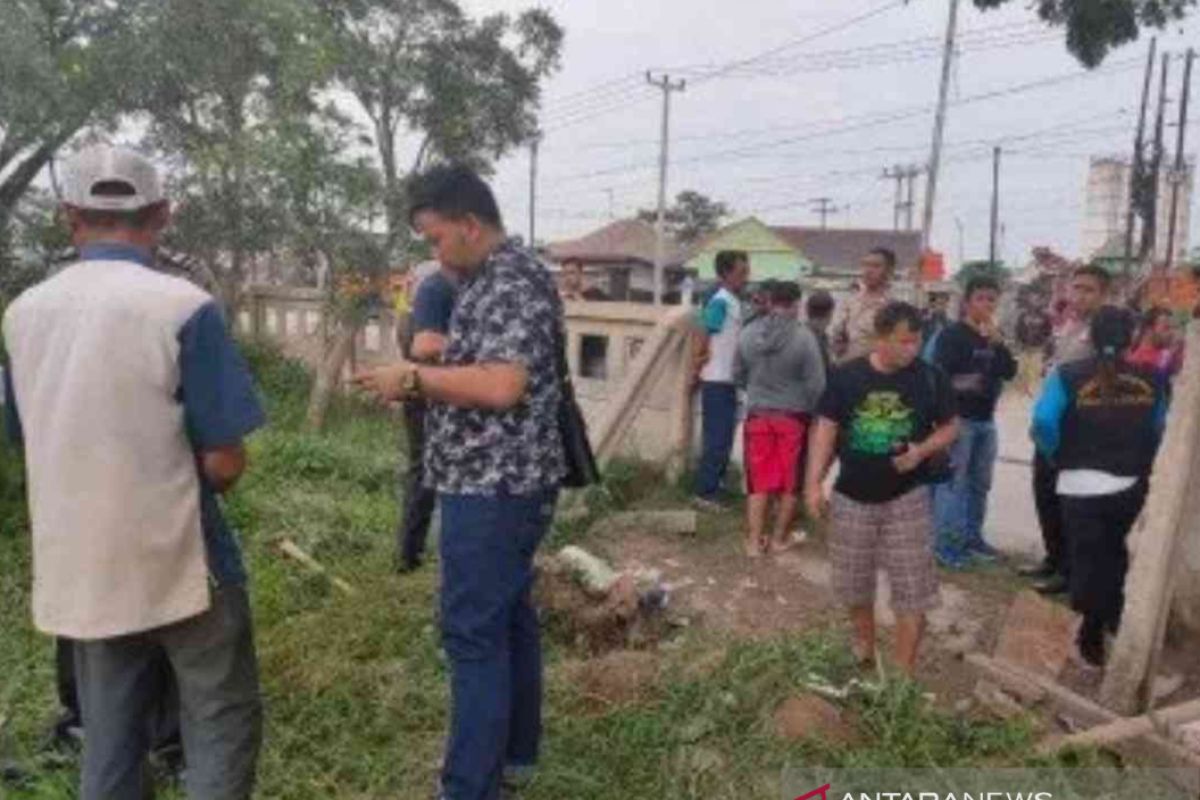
<box><xmin>965</xmin><ymin>653</ymin><xmax>1200</xmax><ymax>768</ymax></box>
<box><xmin>1040</xmin><ymin>698</ymin><xmax>1200</xmax><ymax>753</ymax></box>
<box><xmin>1102</xmin><ymin>324</ymin><xmax>1200</xmax><ymax>714</ymax></box>
<box><xmin>966</xmin><ymin>653</ymin><xmax>1113</xmax><ymax>726</ymax></box>
<box><xmin>276</xmin><ymin>538</ymin><xmax>356</xmax><ymax>596</ymax></box>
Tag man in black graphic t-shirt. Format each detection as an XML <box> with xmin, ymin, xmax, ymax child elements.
<box><xmin>805</xmin><ymin>301</ymin><xmax>957</xmax><ymax>676</ymax></box>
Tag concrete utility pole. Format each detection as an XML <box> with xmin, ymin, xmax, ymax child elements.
<box><xmin>920</xmin><ymin>0</ymin><xmax>961</xmax><ymax>253</ymax></box>
<box><xmin>882</xmin><ymin>164</ymin><xmax>922</xmax><ymax>231</ymax></box>
<box><xmin>1144</xmin><ymin>53</ymin><xmax>1172</xmax><ymax>264</ymax></box>
<box><xmin>647</xmin><ymin>72</ymin><xmax>686</xmax><ymax>306</ymax></box>
<box><xmin>1125</xmin><ymin>38</ymin><xmax>1158</xmax><ymax>274</ymax></box>
<box><xmin>810</xmin><ymin>197</ymin><xmax>840</xmax><ymax>229</ymax></box>
<box><xmin>989</xmin><ymin>146</ymin><xmax>1001</xmax><ymax>266</ymax></box>
<box><xmin>528</xmin><ymin>130</ymin><xmax>542</xmax><ymax>249</ymax></box>
<box><xmin>1165</xmin><ymin>48</ymin><xmax>1195</xmax><ymax>270</ymax></box>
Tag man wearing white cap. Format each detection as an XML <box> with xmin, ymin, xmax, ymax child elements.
<box><xmin>2</xmin><ymin>144</ymin><xmax>264</xmax><ymax>799</ymax></box>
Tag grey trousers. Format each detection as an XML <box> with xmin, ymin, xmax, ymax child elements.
<box><xmin>74</xmin><ymin>585</ymin><xmax>262</xmax><ymax>800</ymax></box>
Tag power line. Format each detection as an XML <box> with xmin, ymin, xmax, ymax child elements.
<box><xmin>685</xmin><ymin>0</ymin><xmax>907</xmax><ymax>86</ymax></box>
<box><xmin>542</xmin><ymin>60</ymin><xmax>1141</xmax><ymax>186</ymax></box>
<box><xmin>538</xmin><ymin>1</ymin><xmax>906</xmax><ymax>132</ymax></box>
<box><xmin>539</xmin><ymin>27</ymin><xmax>1057</xmax><ymax>133</ymax></box>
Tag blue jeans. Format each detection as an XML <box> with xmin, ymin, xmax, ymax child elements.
<box><xmin>695</xmin><ymin>382</ymin><xmax>738</xmax><ymax>499</ymax></box>
<box><xmin>439</xmin><ymin>489</ymin><xmax>558</xmax><ymax>800</ymax></box>
<box><xmin>933</xmin><ymin>418</ymin><xmax>998</xmax><ymax>557</ymax></box>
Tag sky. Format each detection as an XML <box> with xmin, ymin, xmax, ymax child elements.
<box><xmin>460</xmin><ymin>0</ymin><xmax>1199</xmax><ymax>271</ymax></box>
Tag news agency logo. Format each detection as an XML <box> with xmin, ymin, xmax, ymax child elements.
<box><xmin>792</xmin><ymin>788</ymin><xmax>1053</xmax><ymax>800</ymax></box>
<box><xmin>783</xmin><ymin>765</ymin><xmax>1198</xmax><ymax>800</ymax></box>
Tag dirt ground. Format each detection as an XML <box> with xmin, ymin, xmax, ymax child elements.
<box><xmin>580</xmin><ymin>514</ymin><xmax>1200</xmax><ymax>721</ymax></box>
<box><xmin>583</xmin><ymin>518</ymin><xmax>1016</xmax><ymax>709</ymax></box>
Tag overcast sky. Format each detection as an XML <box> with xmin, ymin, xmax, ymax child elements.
<box><xmin>461</xmin><ymin>0</ymin><xmax>1198</xmax><ymax>270</ymax></box>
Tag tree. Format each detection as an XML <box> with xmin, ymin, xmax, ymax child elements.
<box><xmin>0</xmin><ymin>188</ymin><xmax>70</xmax><ymax>304</ymax></box>
<box><xmin>0</xmin><ymin>1</ymin><xmax>155</xmax><ymax>235</ymax></box>
<box><xmin>969</xmin><ymin>0</ymin><xmax>1198</xmax><ymax>67</ymax></box>
<box><xmin>638</xmin><ymin>190</ymin><xmax>731</xmax><ymax>245</ymax></box>
<box><xmin>292</xmin><ymin>0</ymin><xmax>562</xmax><ymax>430</ymax></box>
<box><xmin>956</xmin><ymin>259</ymin><xmax>1010</xmax><ymax>288</ymax></box>
<box><xmin>141</xmin><ymin>0</ymin><xmax>338</xmax><ymax>309</ymax></box>
<box><xmin>321</xmin><ymin>0</ymin><xmax>563</xmax><ymax>257</ymax></box>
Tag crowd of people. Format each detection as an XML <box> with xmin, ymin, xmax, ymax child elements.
<box><xmin>689</xmin><ymin>246</ymin><xmax>1181</xmax><ymax>675</ymax></box>
<box><xmin>0</xmin><ymin>144</ymin><xmax>1186</xmax><ymax>799</ymax></box>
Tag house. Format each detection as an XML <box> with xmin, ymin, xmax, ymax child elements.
<box><xmin>544</xmin><ymin>218</ymin><xmax>690</xmax><ymax>303</ymax></box>
<box><xmin>687</xmin><ymin>216</ymin><xmax>922</xmax><ymax>285</ymax></box>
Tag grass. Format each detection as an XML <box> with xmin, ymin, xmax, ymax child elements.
<box><xmin>0</xmin><ymin>341</ymin><xmax>1057</xmax><ymax>799</ymax></box>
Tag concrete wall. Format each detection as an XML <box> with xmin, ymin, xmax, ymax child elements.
<box><xmin>240</xmin><ymin>288</ymin><xmax>697</xmax><ymax>465</ymax></box>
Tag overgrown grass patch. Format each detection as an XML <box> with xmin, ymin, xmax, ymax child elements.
<box><xmin>1</xmin><ymin>341</ymin><xmax>1060</xmax><ymax>799</ymax></box>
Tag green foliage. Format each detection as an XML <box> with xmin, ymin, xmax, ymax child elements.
<box><xmin>323</xmin><ymin>0</ymin><xmax>564</xmax><ymax>255</ymax></box>
<box><xmin>0</xmin><ymin>343</ymin><xmax>1074</xmax><ymax>799</ymax></box>
<box><xmin>0</xmin><ymin>0</ymin><xmax>158</xmax><ymax>220</ymax></box>
<box><xmin>144</xmin><ymin>0</ymin><xmax>349</xmax><ymax>302</ymax></box>
<box><xmin>956</xmin><ymin>259</ymin><xmax>1011</xmax><ymax>289</ymax></box>
<box><xmin>0</xmin><ymin>438</ymin><xmax>27</xmax><ymax>539</ymax></box>
<box><xmin>969</xmin><ymin>0</ymin><xmax>1198</xmax><ymax>67</ymax></box>
<box><xmin>638</xmin><ymin>190</ymin><xmax>733</xmax><ymax>245</ymax></box>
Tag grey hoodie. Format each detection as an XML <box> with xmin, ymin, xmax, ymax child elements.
<box><xmin>734</xmin><ymin>311</ymin><xmax>827</xmax><ymax>414</ymax></box>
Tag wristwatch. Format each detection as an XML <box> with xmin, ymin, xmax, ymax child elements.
<box><xmin>402</xmin><ymin>365</ymin><xmax>422</xmax><ymax>399</ymax></box>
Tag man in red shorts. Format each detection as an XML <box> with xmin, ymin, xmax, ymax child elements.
<box><xmin>735</xmin><ymin>280</ymin><xmax>827</xmax><ymax>556</ymax></box>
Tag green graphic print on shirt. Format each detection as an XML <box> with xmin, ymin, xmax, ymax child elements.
<box><xmin>847</xmin><ymin>391</ymin><xmax>916</xmax><ymax>455</ymax></box>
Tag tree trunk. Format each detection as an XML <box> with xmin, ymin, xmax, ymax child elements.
<box><xmin>0</xmin><ymin>143</ymin><xmax>58</xmax><ymax>226</ymax></box>
<box><xmin>305</xmin><ymin>321</ymin><xmax>359</xmax><ymax>431</ymax></box>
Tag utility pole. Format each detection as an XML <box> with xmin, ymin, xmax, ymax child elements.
<box><xmin>905</xmin><ymin>167</ymin><xmax>918</xmax><ymax>231</ymax></box>
<box><xmin>1125</xmin><ymin>38</ymin><xmax>1158</xmax><ymax>275</ymax></box>
<box><xmin>884</xmin><ymin>167</ymin><xmax>904</xmax><ymax>230</ymax></box>
<box><xmin>882</xmin><ymin>164</ymin><xmax>922</xmax><ymax>231</ymax></box>
<box><xmin>604</xmin><ymin>188</ymin><xmax>615</xmax><ymax>220</ymax></box>
<box><xmin>810</xmin><ymin>197</ymin><xmax>840</xmax><ymax>229</ymax></box>
<box><xmin>1165</xmin><ymin>48</ymin><xmax>1195</xmax><ymax>270</ymax></box>
<box><xmin>920</xmin><ymin>0</ymin><xmax>961</xmax><ymax>256</ymax></box>
<box><xmin>647</xmin><ymin>71</ymin><xmax>686</xmax><ymax>306</ymax></box>
<box><xmin>989</xmin><ymin>146</ymin><xmax>1001</xmax><ymax>266</ymax></box>
<box><xmin>528</xmin><ymin>130</ymin><xmax>541</xmax><ymax>249</ymax></box>
<box><xmin>1144</xmin><ymin>52</ymin><xmax>1172</xmax><ymax>264</ymax></box>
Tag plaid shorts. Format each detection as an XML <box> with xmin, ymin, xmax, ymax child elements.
<box><xmin>829</xmin><ymin>488</ymin><xmax>939</xmax><ymax>613</ymax></box>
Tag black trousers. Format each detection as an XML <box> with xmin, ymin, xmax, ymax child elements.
<box><xmin>56</xmin><ymin>638</ymin><xmax>182</xmax><ymax>749</ymax></box>
<box><xmin>395</xmin><ymin>400</ymin><xmax>437</xmax><ymax>568</ymax></box>
<box><xmin>1033</xmin><ymin>453</ymin><xmax>1069</xmax><ymax>577</ymax></box>
<box><xmin>1061</xmin><ymin>480</ymin><xmax>1148</xmax><ymax>644</ymax></box>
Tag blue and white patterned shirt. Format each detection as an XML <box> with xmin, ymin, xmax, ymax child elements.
<box><xmin>425</xmin><ymin>240</ymin><xmax>566</xmax><ymax>495</ymax></box>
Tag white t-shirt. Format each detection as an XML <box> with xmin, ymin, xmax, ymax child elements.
<box><xmin>700</xmin><ymin>287</ymin><xmax>743</xmax><ymax>384</ymax></box>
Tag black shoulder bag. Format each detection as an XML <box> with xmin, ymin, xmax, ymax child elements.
<box><xmin>554</xmin><ymin>319</ymin><xmax>601</xmax><ymax>488</ymax></box>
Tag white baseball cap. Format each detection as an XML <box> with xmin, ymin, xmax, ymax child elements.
<box><xmin>63</xmin><ymin>144</ymin><xmax>164</xmax><ymax>211</ymax></box>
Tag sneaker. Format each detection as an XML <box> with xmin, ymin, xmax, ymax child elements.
<box><xmin>1018</xmin><ymin>561</ymin><xmax>1057</xmax><ymax>579</ymax></box>
<box><xmin>964</xmin><ymin>541</ymin><xmax>1000</xmax><ymax>563</ymax></box>
<box><xmin>691</xmin><ymin>495</ymin><xmax>727</xmax><ymax>513</ymax></box>
<box><xmin>935</xmin><ymin>548</ymin><xmax>970</xmax><ymax>570</ymax></box>
<box><xmin>1033</xmin><ymin>575</ymin><xmax>1069</xmax><ymax>595</ymax></box>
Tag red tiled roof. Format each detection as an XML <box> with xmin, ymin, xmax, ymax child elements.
<box><xmin>770</xmin><ymin>226</ymin><xmax>922</xmax><ymax>274</ymax></box>
<box><xmin>545</xmin><ymin>219</ymin><xmax>688</xmax><ymax>266</ymax></box>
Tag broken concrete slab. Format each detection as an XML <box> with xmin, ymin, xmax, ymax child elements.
<box><xmin>773</xmin><ymin>694</ymin><xmax>856</xmax><ymax>744</ymax></box>
<box><xmin>974</xmin><ymin>680</ymin><xmax>1028</xmax><ymax>720</ymax></box>
<box><xmin>993</xmin><ymin>590</ymin><xmax>1079</xmax><ymax>679</ymax></box>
